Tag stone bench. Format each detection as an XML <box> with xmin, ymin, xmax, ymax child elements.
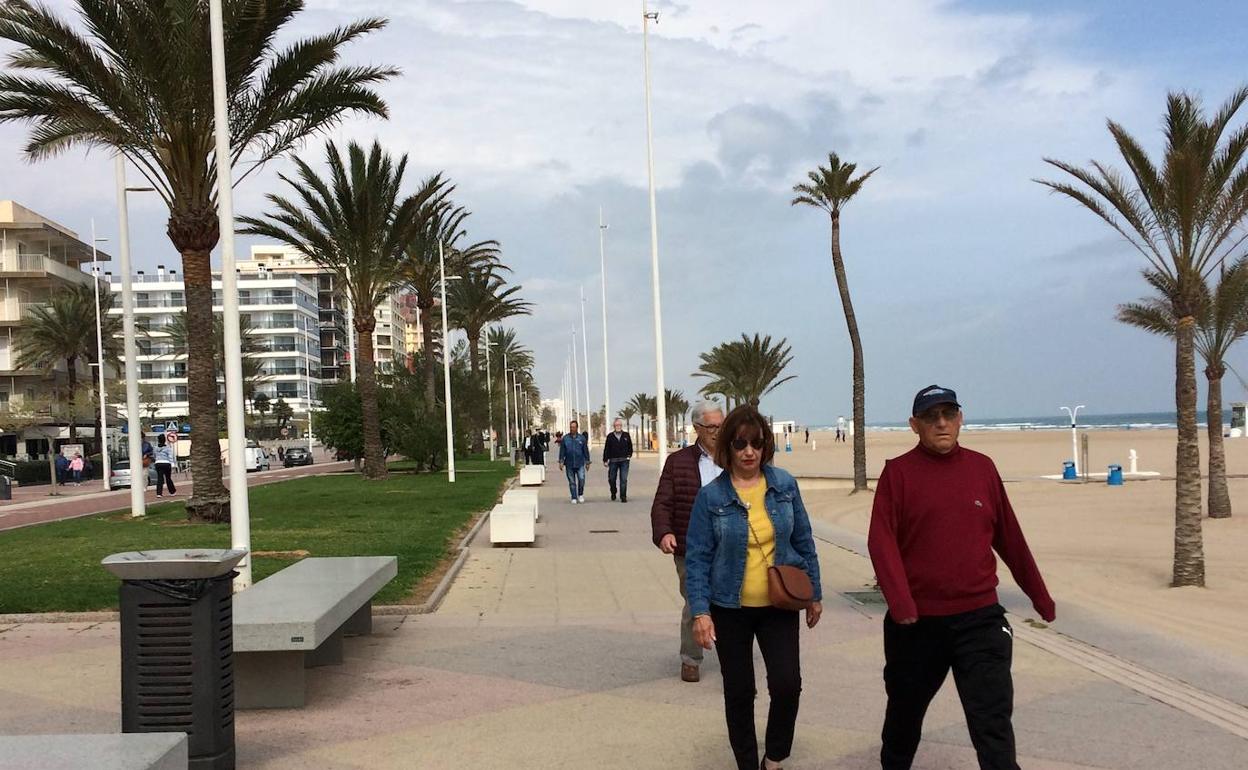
<box><xmin>0</xmin><ymin>733</ymin><xmax>187</xmax><ymax>769</ymax></box>
<box><xmin>502</xmin><ymin>488</ymin><xmax>540</xmax><ymax>522</ymax></box>
<box><xmin>518</xmin><ymin>465</ymin><xmax>544</xmax><ymax>486</ymax></box>
<box><xmin>489</xmin><ymin>503</ymin><xmax>536</xmax><ymax>546</ymax></box>
<box><xmin>232</xmin><ymin>556</ymin><xmax>397</xmax><ymax>709</ymax></box>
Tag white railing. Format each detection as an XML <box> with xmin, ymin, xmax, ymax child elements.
<box><xmin>4</xmin><ymin>254</ymin><xmax>93</xmax><ymax>285</ymax></box>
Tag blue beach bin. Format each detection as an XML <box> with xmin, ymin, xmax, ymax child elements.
<box><xmin>1062</xmin><ymin>461</ymin><xmax>1077</xmax><ymax>480</ymax></box>
<box><xmin>1107</xmin><ymin>464</ymin><xmax>1124</xmax><ymax>486</ymax></box>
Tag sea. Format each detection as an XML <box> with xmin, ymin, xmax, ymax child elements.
<box><xmin>810</xmin><ymin>411</ymin><xmax>1235</xmax><ymax>433</ymax></box>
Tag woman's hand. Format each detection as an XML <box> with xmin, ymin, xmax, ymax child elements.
<box><xmin>805</xmin><ymin>601</ymin><xmax>822</xmax><ymax>629</ymax></box>
<box><xmin>692</xmin><ymin>614</ymin><xmax>716</xmax><ymax>649</ymax></box>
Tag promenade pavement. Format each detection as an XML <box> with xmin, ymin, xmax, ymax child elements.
<box><xmin>0</xmin><ymin>459</ymin><xmax>1245</xmax><ymax>767</ymax></box>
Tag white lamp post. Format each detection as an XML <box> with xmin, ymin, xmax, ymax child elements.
<box><xmin>209</xmin><ymin>0</ymin><xmax>252</xmax><ymax>590</ymax></box>
<box><xmin>484</xmin><ymin>333</ymin><xmax>496</xmax><ymax>460</ymax></box>
<box><xmin>1060</xmin><ymin>404</ymin><xmax>1086</xmax><ymax>475</ymax></box>
<box><xmin>89</xmin><ymin>220</ymin><xmax>111</xmax><ymax>492</ymax></box>
<box><xmin>571</xmin><ymin>333</ymin><xmax>581</xmax><ymax>425</ymax></box>
<box><xmin>115</xmin><ymin>158</ymin><xmax>146</xmax><ymax>518</ymax></box>
<box><xmin>580</xmin><ymin>285</ymin><xmax>592</xmax><ymax>444</ymax></box>
<box><xmin>502</xmin><ymin>355</ymin><xmax>512</xmax><ymax>464</ymax></box>
<box><xmin>598</xmin><ymin>207</ymin><xmax>612</xmax><ymax>428</ymax></box>
<box><xmin>642</xmin><ymin>1</ymin><xmax>669</xmax><ymax>466</ymax></box>
<box><xmin>438</xmin><ymin>242</ymin><xmax>456</xmax><ymax>483</ymax></box>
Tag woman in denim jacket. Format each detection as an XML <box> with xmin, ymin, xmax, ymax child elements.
<box><xmin>685</xmin><ymin>405</ymin><xmax>823</xmax><ymax>770</ymax></box>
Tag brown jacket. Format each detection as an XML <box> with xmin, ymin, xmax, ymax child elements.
<box><xmin>650</xmin><ymin>444</ymin><xmax>710</xmax><ymax>556</ymax></box>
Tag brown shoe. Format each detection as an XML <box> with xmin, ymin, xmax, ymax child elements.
<box><xmin>681</xmin><ymin>663</ymin><xmax>700</xmax><ymax>683</ymax></box>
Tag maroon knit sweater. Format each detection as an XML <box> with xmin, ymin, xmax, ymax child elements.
<box><xmin>868</xmin><ymin>442</ymin><xmax>1056</xmax><ymax>622</ymax></box>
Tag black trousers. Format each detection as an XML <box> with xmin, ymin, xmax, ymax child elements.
<box><xmin>881</xmin><ymin>603</ymin><xmax>1018</xmax><ymax>770</ymax></box>
<box><xmin>710</xmin><ymin>604</ymin><xmax>802</xmax><ymax>770</ymax></box>
<box><xmin>155</xmin><ymin>463</ymin><xmax>176</xmax><ymax>495</ymax></box>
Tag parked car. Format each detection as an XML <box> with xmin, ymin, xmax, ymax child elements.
<box><xmin>283</xmin><ymin>447</ymin><xmax>313</xmax><ymax>467</ymax></box>
<box><xmin>109</xmin><ymin>459</ymin><xmax>158</xmax><ymax>490</ymax></box>
<box><xmin>243</xmin><ymin>446</ymin><xmax>270</xmax><ymax>473</ymax></box>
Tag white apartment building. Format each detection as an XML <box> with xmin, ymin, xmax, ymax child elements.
<box><xmin>244</xmin><ymin>245</ymin><xmax>409</xmax><ymax>377</ymax></box>
<box><xmin>107</xmin><ymin>267</ymin><xmax>322</xmax><ymax>421</ymax></box>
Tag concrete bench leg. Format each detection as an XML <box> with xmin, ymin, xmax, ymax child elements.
<box><xmin>306</xmin><ymin>627</ymin><xmax>343</xmax><ymax>668</ymax></box>
<box><xmin>343</xmin><ymin>601</ymin><xmax>372</xmax><ymax>637</ymax></box>
<box><xmin>236</xmin><ymin>651</ymin><xmax>306</xmax><ymax>709</ymax></box>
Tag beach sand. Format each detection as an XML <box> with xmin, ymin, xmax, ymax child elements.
<box><xmin>775</xmin><ymin>429</ymin><xmax>1248</xmax><ymax>663</ymax></box>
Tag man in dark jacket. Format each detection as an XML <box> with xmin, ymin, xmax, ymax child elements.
<box><xmin>650</xmin><ymin>400</ymin><xmax>724</xmax><ymax>683</ymax></box>
<box><xmin>602</xmin><ymin>418</ymin><xmax>633</xmax><ymax>502</ymax></box>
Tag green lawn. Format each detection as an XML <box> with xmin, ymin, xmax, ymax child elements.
<box><xmin>0</xmin><ymin>459</ymin><xmax>514</xmax><ymax>613</ymax></box>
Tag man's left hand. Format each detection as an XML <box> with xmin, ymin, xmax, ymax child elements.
<box><xmin>805</xmin><ymin>602</ymin><xmax>822</xmax><ymax>629</ymax></box>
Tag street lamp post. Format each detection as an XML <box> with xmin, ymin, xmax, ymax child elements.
<box><xmin>439</xmin><ymin>242</ymin><xmax>455</xmax><ymax>483</ymax></box>
<box><xmin>1060</xmin><ymin>405</ymin><xmax>1086</xmax><ymax>475</ymax></box>
<box><xmin>209</xmin><ymin>0</ymin><xmax>252</xmax><ymax>590</ymax></box>
<box><xmin>598</xmin><ymin>207</ymin><xmax>612</xmax><ymax>428</ymax></box>
<box><xmin>502</xmin><ymin>355</ymin><xmax>512</xmax><ymax>464</ymax></box>
<box><xmin>484</xmin><ymin>333</ymin><xmax>496</xmax><ymax>460</ymax></box>
<box><xmin>642</xmin><ymin>0</ymin><xmax>669</xmax><ymax>466</ymax></box>
<box><xmin>580</xmin><ymin>286</ymin><xmax>592</xmax><ymax>444</ymax></box>
<box><xmin>115</xmin><ymin>158</ymin><xmax>145</xmax><ymax>519</ymax></box>
<box><xmin>571</xmin><ymin>334</ymin><xmax>581</xmax><ymax>425</ymax></box>
<box><xmin>89</xmin><ymin>220</ymin><xmax>111</xmax><ymax>492</ymax></box>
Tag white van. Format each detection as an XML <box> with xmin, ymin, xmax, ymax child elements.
<box><xmin>243</xmin><ymin>446</ymin><xmax>271</xmax><ymax>473</ymax></box>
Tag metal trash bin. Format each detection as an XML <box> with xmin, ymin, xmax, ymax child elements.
<box><xmin>0</xmin><ymin>475</ymin><xmax>10</xmax><ymax>500</ymax></box>
<box><xmin>102</xmin><ymin>549</ymin><xmax>246</xmax><ymax>770</ymax></box>
<box><xmin>1107</xmin><ymin>464</ymin><xmax>1124</xmax><ymax>486</ymax></box>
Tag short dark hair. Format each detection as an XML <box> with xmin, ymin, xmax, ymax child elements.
<box><xmin>713</xmin><ymin>404</ymin><xmax>776</xmax><ymax>470</ymax></box>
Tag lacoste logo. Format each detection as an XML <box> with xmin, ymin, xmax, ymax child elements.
<box><xmin>1002</xmin><ymin>626</ymin><xmax>1012</xmax><ymax>638</ymax></box>
<box><xmin>974</xmin><ymin>500</ymin><xmax>983</xmax><ymax>508</ymax></box>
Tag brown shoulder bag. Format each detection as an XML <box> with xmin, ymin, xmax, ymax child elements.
<box><xmin>747</xmin><ymin>511</ymin><xmax>814</xmax><ymax>612</ymax></box>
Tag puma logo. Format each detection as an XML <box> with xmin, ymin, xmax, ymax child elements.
<box><xmin>1002</xmin><ymin>625</ymin><xmax>1012</xmax><ymax>638</ymax></box>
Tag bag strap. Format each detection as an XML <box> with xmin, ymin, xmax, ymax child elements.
<box><xmin>741</xmin><ymin>491</ymin><xmax>776</xmax><ymax>567</ymax></box>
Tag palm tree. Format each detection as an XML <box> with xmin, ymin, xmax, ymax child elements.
<box><xmin>693</xmin><ymin>334</ymin><xmax>796</xmax><ymax>409</ymax></box>
<box><xmin>401</xmin><ymin>184</ymin><xmax>501</xmax><ymax>404</ymax></box>
<box><xmin>238</xmin><ymin>141</ymin><xmax>431</xmax><ymax>480</ymax></box>
<box><xmin>450</xmin><ymin>269</ymin><xmax>531</xmax><ymax>377</ymax></box>
<box><xmin>619</xmin><ymin>404</ymin><xmax>637</xmax><ymax>441</ymax></box>
<box><xmin>0</xmin><ymin>0</ymin><xmax>397</xmax><ymax>520</ymax></box>
<box><xmin>486</xmin><ymin>326</ymin><xmax>534</xmax><ymax>445</ymax></box>
<box><xmin>1038</xmin><ymin>88</ymin><xmax>1248</xmax><ymax>586</ymax></box>
<box><xmin>13</xmin><ymin>286</ymin><xmax>103</xmax><ymax>440</ymax></box>
<box><xmin>792</xmin><ymin>153</ymin><xmax>877</xmax><ymax>492</ymax></box>
<box><xmin>627</xmin><ymin>393</ymin><xmax>651</xmax><ymax>449</ymax></box>
<box><xmin>1118</xmin><ymin>260</ymin><xmax>1248</xmax><ymax>518</ymax></box>
<box><xmin>664</xmin><ymin>388</ymin><xmax>688</xmax><ymax>442</ymax></box>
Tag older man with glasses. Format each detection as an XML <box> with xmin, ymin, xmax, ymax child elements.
<box><xmin>650</xmin><ymin>399</ymin><xmax>725</xmax><ymax>683</ymax></box>
<box><xmin>868</xmin><ymin>385</ymin><xmax>1056</xmax><ymax>770</ymax></box>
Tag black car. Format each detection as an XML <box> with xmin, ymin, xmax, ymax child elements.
<box><xmin>283</xmin><ymin>447</ymin><xmax>313</xmax><ymax>467</ymax></box>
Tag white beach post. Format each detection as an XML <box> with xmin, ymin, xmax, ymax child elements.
<box><xmin>1060</xmin><ymin>404</ymin><xmax>1085</xmax><ymax>475</ymax></box>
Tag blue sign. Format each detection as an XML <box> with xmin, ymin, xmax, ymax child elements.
<box><xmin>181</xmin><ymin>423</ymin><xmax>191</xmax><ymax>434</ymax></box>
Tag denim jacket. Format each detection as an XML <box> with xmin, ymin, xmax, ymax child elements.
<box><xmin>684</xmin><ymin>464</ymin><xmax>823</xmax><ymax>616</ymax></box>
<box><xmin>558</xmin><ymin>432</ymin><xmax>591</xmax><ymax>469</ymax></box>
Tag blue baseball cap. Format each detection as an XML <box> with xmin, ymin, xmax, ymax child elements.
<box><xmin>912</xmin><ymin>385</ymin><xmax>960</xmax><ymax>416</ymax></box>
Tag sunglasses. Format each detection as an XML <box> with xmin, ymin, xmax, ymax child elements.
<box><xmin>916</xmin><ymin>406</ymin><xmax>960</xmax><ymax>425</ymax></box>
<box><xmin>730</xmin><ymin>437</ymin><xmax>765</xmax><ymax>451</ymax></box>
<box><xmin>694</xmin><ymin>422</ymin><xmax>721</xmax><ymax>434</ymax></box>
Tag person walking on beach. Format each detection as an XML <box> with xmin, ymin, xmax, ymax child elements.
<box><xmin>557</xmin><ymin>420</ymin><xmax>591</xmax><ymax>503</ymax></box>
<box><xmin>868</xmin><ymin>385</ymin><xmax>1056</xmax><ymax>770</ymax></box>
<box><xmin>836</xmin><ymin>415</ymin><xmax>847</xmax><ymax>442</ymax></box>
<box><xmin>685</xmin><ymin>405</ymin><xmax>823</xmax><ymax>770</ymax></box>
<box><xmin>650</xmin><ymin>400</ymin><xmax>724</xmax><ymax>683</ymax></box>
<box><xmin>153</xmin><ymin>434</ymin><xmax>177</xmax><ymax>498</ymax></box>
<box><xmin>602</xmin><ymin>418</ymin><xmax>633</xmax><ymax>502</ymax></box>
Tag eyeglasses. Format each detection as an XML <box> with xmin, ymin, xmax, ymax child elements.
<box><xmin>694</xmin><ymin>422</ymin><xmax>721</xmax><ymax>434</ymax></box>
<box><xmin>916</xmin><ymin>406</ymin><xmax>960</xmax><ymax>425</ymax></box>
<box><xmin>730</xmin><ymin>437</ymin><xmax>765</xmax><ymax>451</ymax></box>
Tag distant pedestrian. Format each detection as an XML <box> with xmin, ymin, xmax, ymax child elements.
<box><xmin>277</xmin><ymin>445</ymin><xmax>285</xmax><ymax>463</ymax></box>
<box><xmin>153</xmin><ymin>434</ymin><xmax>177</xmax><ymax>498</ymax></box>
<box><xmin>602</xmin><ymin>418</ymin><xmax>633</xmax><ymax>502</ymax></box>
<box><xmin>54</xmin><ymin>452</ymin><xmax>68</xmax><ymax>485</ymax></box>
<box><xmin>69</xmin><ymin>453</ymin><xmax>84</xmax><ymax>485</ymax></box>
<box><xmin>531</xmin><ymin>430</ymin><xmax>546</xmax><ymax>466</ymax></box>
<box><xmin>685</xmin><ymin>405</ymin><xmax>823</xmax><ymax>770</ymax></box>
<box><xmin>650</xmin><ymin>399</ymin><xmax>724</xmax><ymax>684</ymax></box>
<box><xmin>557</xmin><ymin>420</ymin><xmax>591</xmax><ymax>503</ymax></box>
<box><xmin>804</xmin><ymin>428</ymin><xmax>809</xmax><ymax>444</ymax></box>
<box><xmin>868</xmin><ymin>384</ymin><xmax>1055</xmax><ymax>770</ymax></box>
<box><xmin>836</xmin><ymin>415</ymin><xmax>847</xmax><ymax>443</ymax></box>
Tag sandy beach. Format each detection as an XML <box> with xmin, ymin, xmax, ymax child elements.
<box><xmin>775</xmin><ymin>429</ymin><xmax>1248</xmax><ymax>664</ymax></box>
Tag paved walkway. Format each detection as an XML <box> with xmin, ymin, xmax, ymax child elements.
<box><xmin>0</xmin><ymin>461</ymin><xmax>1245</xmax><ymax>767</ymax></box>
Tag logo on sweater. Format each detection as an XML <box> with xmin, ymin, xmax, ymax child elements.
<box><xmin>974</xmin><ymin>499</ymin><xmax>983</xmax><ymax>508</ymax></box>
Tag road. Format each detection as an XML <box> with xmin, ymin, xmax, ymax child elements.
<box><xmin>0</xmin><ymin>459</ymin><xmax>352</xmax><ymax>532</ymax></box>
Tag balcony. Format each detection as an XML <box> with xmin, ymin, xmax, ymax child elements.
<box><xmin>0</xmin><ymin>298</ymin><xmax>48</xmax><ymax>324</ymax></box>
<box><xmin>1</xmin><ymin>254</ymin><xmax>92</xmax><ymax>285</ymax></box>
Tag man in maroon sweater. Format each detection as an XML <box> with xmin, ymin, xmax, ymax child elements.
<box><xmin>651</xmin><ymin>400</ymin><xmax>724</xmax><ymax>683</ymax></box>
<box><xmin>868</xmin><ymin>385</ymin><xmax>1055</xmax><ymax>770</ymax></box>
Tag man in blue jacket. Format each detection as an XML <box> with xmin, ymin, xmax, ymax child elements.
<box><xmin>558</xmin><ymin>419</ymin><xmax>591</xmax><ymax>503</ymax></box>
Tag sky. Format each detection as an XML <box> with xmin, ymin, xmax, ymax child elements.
<box><xmin>3</xmin><ymin>0</ymin><xmax>1248</xmax><ymax>424</ymax></box>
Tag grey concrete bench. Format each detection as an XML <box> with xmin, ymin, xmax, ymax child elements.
<box><xmin>0</xmin><ymin>733</ymin><xmax>187</xmax><ymax>769</ymax></box>
<box><xmin>232</xmin><ymin>556</ymin><xmax>397</xmax><ymax>709</ymax></box>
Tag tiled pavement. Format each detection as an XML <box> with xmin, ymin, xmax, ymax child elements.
<box><xmin>0</xmin><ymin>461</ymin><xmax>1245</xmax><ymax>767</ymax></box>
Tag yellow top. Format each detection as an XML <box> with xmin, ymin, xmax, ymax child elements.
<box><xmin>738</xmin><ymin>479</ymin><xmax>774</xmax><ymax>607</ymax></box>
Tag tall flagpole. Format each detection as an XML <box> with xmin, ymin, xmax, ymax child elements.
<box><xmin>579</xmin><ymin>286</ymin><xmax>592</xmax><ymax>444</ymax></box>
<box><xmin>642</xmin><ymin>1</ymin><xmax>669</xmax><ymax>466</ymax></box>
<box><xmin>598</xmin><ymin>208</ymin><xmax>612</xmax><ymax>426</ymax></box>
<box><xmin>571</xmin><ymin>334</ymin><xmax>581</xmax><ymax>425</ymax></box>
<box><xmin>209</xmin><ymin>0</ymin><xmax>251</xmax><ymax>589</ymax></box>
<box><xmin>439</xmin><ymin>242</ymin><xmax>456</xmax><ymax>483</ymax></box>
<box><xmin>115</xmin><ymin>157</ymin><xmax>145</xmax><ymax>519</ymax></box>
<box><xmin>484</xmin><ymin>331</ymin><xmax>495</xmax><ymax>460</ymax></box>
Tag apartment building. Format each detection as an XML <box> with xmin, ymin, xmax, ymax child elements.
<box><xmin>107</xmin><ymin>267</ymin><xmax>322</xmax><ymax>421</ymax></box>
<box><xmin>0</xmin><ymin>200</ymin><xmax>108</xmax><ymax>416</ymax></box>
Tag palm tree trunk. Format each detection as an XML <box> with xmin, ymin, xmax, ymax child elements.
<box><xmin>65</xmin><ymin>355</ymin><xmax>78</xmax><ymax>441</ymax></box>
<box><xmin>356</xmin><ymin>315</ymin><xmax>386</xmax><ymax>480</ymax></box>
<box><xmin>1206</xmin><ymin>363</ymin><xmax>1231</xmax><ymax>518</ymax></box>
<box><xmin>182</xmin><ymin>247</ymin><xmax>228</xmax><ymax>522</ymax></box>
<box><xmin>1172</xmin><ymin>317</ymin><xmax>1205</xmax><ymax>585</ymax></box>
<box><xmin>419</xmin><ymin>301</ymin><xmax>438</xmax><ymax>405</ymax></box>
<box><xmin>830</xmin><ymin>213</ymin><xmax>868</xmax><ymax>492</ymax></box>
<box><xmin>467</xmin><ymin>330</ymin><xmax>484</xmax><ymax>453</ymax></box>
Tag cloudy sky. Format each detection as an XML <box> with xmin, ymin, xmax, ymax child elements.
<box><xmin>3</xmin><ymin>0</ymin><xmax>1247</xmax><ymax>424</ymax></box>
